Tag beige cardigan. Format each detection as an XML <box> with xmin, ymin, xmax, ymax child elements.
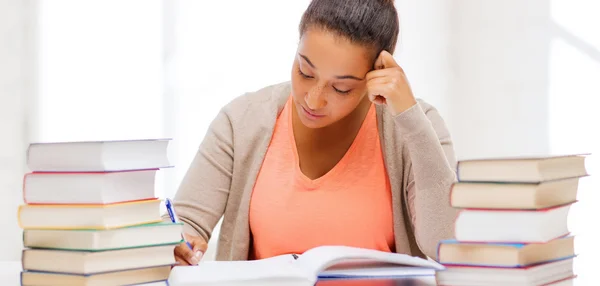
<box><xmin>168</xmin><ymin>81</ymin><xmax>459</xmax><ymax>261</ymax></box>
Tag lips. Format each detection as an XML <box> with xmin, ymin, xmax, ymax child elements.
<box><xmin>301</xmin><ymin>106</ymin><xmax>325</xmax><ymax>119</ymax></box>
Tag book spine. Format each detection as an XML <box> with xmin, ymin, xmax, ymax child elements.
<box><xmin>22</xmin><ymin>173</ymin><xmax>30</xmax><ymax>204</ymax></box>
<box><xmin>17</xmin><ymin>205</ymin><xmax>24</xmax><ymax>229</ymax></box>
<box><xmin>448</xmin><ymin>183</ymin><xmax>456</xmax><ymax>208</ymax></box>
<box><xmin>21</xmin><ymin>249</ymin><xmax>26</xmax><ymax>271</ymax></box>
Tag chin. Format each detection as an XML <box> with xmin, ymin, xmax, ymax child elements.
<box><xmin>299</xmin><ymin>117</ymin><xmax>329</xmax><ymax>129</ymax></box>
<box><xmin>296</xmin><ymin>109</ymin><xmax>330</xmax><ymax>129</ymax></box>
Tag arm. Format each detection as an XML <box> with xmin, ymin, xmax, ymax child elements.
<box><xmin>167</xmin><ymin>108</ymin><xmax>235</xmax><ymax>243</ymax></box>
<box><xmin>395</xmin><ymin>102</ymin><xmax>459</xmax><ymax>260</ymax></box>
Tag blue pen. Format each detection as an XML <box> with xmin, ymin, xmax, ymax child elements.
<box><xmin>165</xmin><ymin>198</ymin><xmax>193</xmax><ymax>250</ymax></box>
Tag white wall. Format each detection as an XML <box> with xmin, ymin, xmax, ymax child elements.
<box><xmin>446</xmin><ymin>0</ymin><xmax>552</xmax><ymax>159</ymax></box>
<box><xmin>0</xmin><ymin>0</ymin><xmax>36</xmax><ymax>261</ymax></box>
<box><xmin>35</xmin><ymin>0</ymin><xmax>167</xmax><ymax>196</ymax></box>
<box><xmin>394</xmin><ymin>0</ymin><xmax>452</xmax><ymax>117</ymax></box>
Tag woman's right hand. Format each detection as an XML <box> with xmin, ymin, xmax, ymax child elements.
<box><xmin>174</xmin><ymin>233</ymin><xmax>208</xmax><ymax>265</ymax></box>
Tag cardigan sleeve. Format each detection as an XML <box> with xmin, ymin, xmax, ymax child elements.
<box><xmin>163</xmin><ymin>108</ymin><xmax>235</xmax><ymax>242</ymax></box>
<box><xmin>394</xmin><ymin>101</ymin><xmax>459</xmax><ymax>260</ymax></box>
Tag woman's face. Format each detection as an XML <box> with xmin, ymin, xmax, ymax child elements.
<box><xmin>291</xmin><ymin>28</ymin><xmax>374</xmax><ymax>129</ymax></box>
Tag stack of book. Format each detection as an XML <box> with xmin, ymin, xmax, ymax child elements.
<box><xmin>18</xmin><ymin>139</ymin><xmax>182</xmax><ymax>286</ymax></box>
<box><xmin>436</xmin><ymin>154</ymin><xmax>588</xmax><ymax>286</ymax></box>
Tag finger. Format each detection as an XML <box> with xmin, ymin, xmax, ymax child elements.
<box><xmin>174</xmin><ymin>243</ymin><xmax>200</xmax><ymax>265</ymax></box>
<box><xmin>191</xmin><ymin>243</ymin><xmax>205</xmax><ymax>262</ymax></box>
<box><xmin>378</xmin><ymin>50</ymin><xmax>400</xmax><ymax>69</ymax></box>
<box><xmin>368</xmin><ymin>92</ymin><xmax>386</xmax><ymax>105</ymax></box>
<box><xmin>370</xmin><ymin>95</ymin><xmax>387</xmax><ymax>105</ymax></box>
<box><xmin>366</xmin><ymin>66</ymin><xmax>404</xmax><ymax>81</ymax></box>
<box><xmin>367</xmin><ymin>86</ymin><xmax>390</xmax><ymax>105</ymax></box>
<box><xmin>367</xmin><ymin>77</ymin><xmax>392</xmax><ymax>100</ymax></box>
<box><xmin>175</xmin><ymin>256</ymin><xmax>190</xmax><ymax>266</ymax></box>
<box><xmin>366</xmin><ymin>76</ymin><xmax>391</xmax><ymax>87</ymax></box>
<box><xmin>366</xmin><ymin>68</ymin><xmax>391</xmax><ymax>81</ymax></box>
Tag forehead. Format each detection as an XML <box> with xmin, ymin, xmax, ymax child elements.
<box><xmin>298</xmin><ymin>28</ymin><xmax>373</xmax><ymax>76</ymax></box>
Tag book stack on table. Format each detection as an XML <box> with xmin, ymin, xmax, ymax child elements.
<box><xmin>18</xmin><ymin>139</ymin><xmax>181</xmax><ymax>286</ymax></box>
<box><xmin>436</xmin><ymin>154</ymin><xmax>589</xmax><ymax>286</ymax></box>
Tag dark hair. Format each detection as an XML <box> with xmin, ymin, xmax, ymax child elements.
<box><xmin>299</xmin><ymin>0</ymin><xmax>399</xmax><ymax>59</ymax></box>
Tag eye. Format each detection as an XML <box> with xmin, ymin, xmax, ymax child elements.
<box><xmin>333</xmin><ymin>86</ymin><xmax>351</xmax><ymax>94</ymax></box>
<box><xmin>297</xmin><ymin>68</ymin><xmax>314</xmax><ymax>79</ymax></box>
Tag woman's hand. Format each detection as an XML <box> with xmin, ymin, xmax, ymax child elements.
<box><xmin>174</xmin><ymin>233</ymin><xmax>208</xmax><ymax>266</ymax></box>
<box><xmin>366</xmin><ymin>50</ymin><xmax>417</xmax><ymax>116</ymax></box>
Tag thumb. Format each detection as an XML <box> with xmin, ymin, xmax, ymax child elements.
<box><xmin>191</xmin><ymin>239</ymin><xmax>207</xmax><ymax>262</ymax></box>
<box><xmin>374</xmin><ymin>50</ymin><xmax>399</xmax><ymax>69</ymax></box>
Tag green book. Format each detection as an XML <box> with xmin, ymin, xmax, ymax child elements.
<box><xmin>23</xmin><ymin>222</ymin><xmax>183</xmax><ymax>251</ymax></box>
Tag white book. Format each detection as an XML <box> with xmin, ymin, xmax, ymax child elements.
<box><xmin>168</xmin><ymin>245</ymin><xmax>444</xmax><ymax>286</ymax></box>
<box><xmin>435</xmin><ymin>258</ymin><xmax>575</xmax><ymax>286</ymax></box>
<box><xmin>23</xmin><ymin>169</ymin><xmax>157</xmax><ymax>204</ymax></box>
<box><xmin>456</xmin><ymin>154</ymin><xmax>588</xmax><ymax>183</ymax></box>
<box><xmin>454</xmin><ymin>204</ymin><xmax>571</xmax><ymax>243</ymax></box>
<box><xmin>27</xmin><ymin>138</ymin><xmax>171</xmax><ymax>172</ymax></box>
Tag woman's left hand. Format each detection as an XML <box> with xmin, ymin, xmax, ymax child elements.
<box><xmin>366</xmin><ymin>50</ymin><xmax>417</xmax><ymax>116</ymax></box>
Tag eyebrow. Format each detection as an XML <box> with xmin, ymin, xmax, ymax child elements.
<box><xmin>299</xmin><ymin>53</ymin><xmax>364</xmax><ymax>81</ymax></box>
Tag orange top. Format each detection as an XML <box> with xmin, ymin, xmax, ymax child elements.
<box><xmin>249</xmin><ymin>96</ymin><xmax>395</xmax><ymax>259</ymax></box>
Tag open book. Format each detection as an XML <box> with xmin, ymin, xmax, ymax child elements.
<box><xmin>167</xmin><ymin>246</ymin><xmax>444</xmax><ymax>286</ymax></box>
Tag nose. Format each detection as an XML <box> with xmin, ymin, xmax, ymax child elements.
<box><xmin>305</xmin><ymin>84</ymin><xmax>327</xmax><ymax>110</ymax></box>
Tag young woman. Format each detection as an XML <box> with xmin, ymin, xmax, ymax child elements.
<box><xmin>170</xmin><ymin>0</ymin><xmax>458</xmax><ymax>266</ymax></box>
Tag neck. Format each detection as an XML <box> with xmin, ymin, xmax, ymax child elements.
<box><xmin>292</xmin><ymin>96</ymin><xmax>372</xmax><ymax>146</ymax></box>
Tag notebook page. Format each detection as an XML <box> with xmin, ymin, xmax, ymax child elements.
<box><xmin>168</xmin><ymin>254</ymin><xmax>307</xmax><ymax>285</ymax></box>
<box><xmin>294</xmin><ymin>246</ymin><xmax>444</xmax><ymax>277</ymax></box>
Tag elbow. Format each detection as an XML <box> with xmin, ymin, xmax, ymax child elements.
<box><xmin>414</xmin><ymin>230</ymin><xmax>442</xmax><ymax>260</ymax></box>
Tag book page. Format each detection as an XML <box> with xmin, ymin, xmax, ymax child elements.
<box><xmin>294</xmin><ymin>246</ymin><xmax>444</xmax><ymax>277</ymax></box>
<box><xmin>168</xmin><ymin>254</ymin><xmax>307</xmax><ymax>285</ymax></box>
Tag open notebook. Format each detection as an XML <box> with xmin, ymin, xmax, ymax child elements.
<box><xmin>168</xmin><ymin>245</ymin><xmax>443</xmax><ymax>286</ymax></box>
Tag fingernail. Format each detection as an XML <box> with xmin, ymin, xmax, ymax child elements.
<box><xmin>190</xmin><ymin>256</ymin><xmax>199</xmax><ymax>265</ymax></box>
<box><xmin>195</xmin><ymin>251</ymin><xmax>203</xmax><ymax>260</ymax></box>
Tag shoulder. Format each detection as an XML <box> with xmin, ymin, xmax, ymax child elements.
<box><xmin>207</xmin><ymin>81</ymin><xmax>290</xmax><ymax>140</ymax></box>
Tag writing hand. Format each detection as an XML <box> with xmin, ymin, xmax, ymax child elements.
<box><xmin>173</xmin><ymin>233</ymin><xmax>208</xmax><ymax>266</ymax></box>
